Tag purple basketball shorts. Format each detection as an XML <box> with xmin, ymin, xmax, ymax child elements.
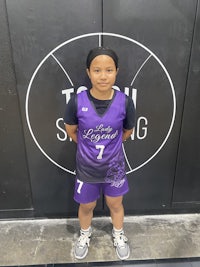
<box><xmin>74</xmin><ymin>177</ymin><xmax>129</xmax><ymax>204</ymax></box>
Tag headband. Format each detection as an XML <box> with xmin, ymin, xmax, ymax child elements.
<box><xmin>86</xmin><ymin>47</ymin><xmax>118</xmax><ymax>69</ymax></box>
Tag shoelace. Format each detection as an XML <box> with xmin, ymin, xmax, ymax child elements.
<box><xmin>77</xmin><ymin>232</ymin><xmax>91</xmax><ymax>248</ymax></box>
<box><xmin>113</xmin><ymin>232</ymin><xmax>128</xmax><ymax>248</ymax></box>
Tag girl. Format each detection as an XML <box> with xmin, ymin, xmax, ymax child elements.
<box><xmin>64</xmin><ymin>47</ymin><xmax>135</xmax><ymax>260</ymax></box>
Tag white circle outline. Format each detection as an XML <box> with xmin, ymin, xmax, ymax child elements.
<box><xmin>25</xmin><ymin>32</ymin><xmax>176</xmax><ymax>175</ymax></box>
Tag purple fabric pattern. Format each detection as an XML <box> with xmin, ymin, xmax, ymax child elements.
<box><xmin>76</xmin><ymin>90</ymin><xmax>126</xmax><ymax>183</ymax></box>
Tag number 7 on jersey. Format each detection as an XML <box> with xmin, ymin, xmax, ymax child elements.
<box><xmin>95</xmin><ymin>145</ymin><xmax>105</xmax><ymax>160</ymax></box>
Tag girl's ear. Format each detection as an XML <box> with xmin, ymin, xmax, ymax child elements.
<box><xmin>86</xmin><ymin>68</ymin><xmax>90</xmax><ymax>79</ymax></box>
<box><xmin>116</xmin><ymin>68</ymin><xmax>119</xmax><ymax>75</ymax></box>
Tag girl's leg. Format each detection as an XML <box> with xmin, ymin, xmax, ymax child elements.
<box><xmin>74</xmin><ymin>201</ymin><xmax>96</xmax><ymax>260</ymax></box>
<box><xmin>105</xmin><ymin>195</ymin><xmax>130</xmax><ymax>260</ymax></box>
<box><xmin>105</xmin><ymin>195</ymin><xmax>124</xmax><ymax>229</ymax></box>
<box><xmin>78</xmin><ymin>201</ymin><xmax>97</xmax><ymax>229</ymax></box>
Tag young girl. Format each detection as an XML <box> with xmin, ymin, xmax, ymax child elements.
<box><xmin>64</xmin><ymin>47</ymin><xmax>135</xmax><ymax>260</ymax></box>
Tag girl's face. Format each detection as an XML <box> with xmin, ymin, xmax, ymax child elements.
<box><xmin>87</xmin><ymin>55</ymin><xmax>118</xmax><ymax>94</ymax></box>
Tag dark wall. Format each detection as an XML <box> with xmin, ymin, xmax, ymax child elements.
<box><xmin>0</xmin><ymin>0</ymin><xmax>32</xmax><ymax>217</ymax></box>
<box><xmin>102</xmin><ymin>0</ymin><xmax>199</xmax><ymax>213</ymax></box>
<box><xmin>0</xmin><ymin>0</ymin><xmax>200</xmax><ymax>219</ymax></box>
<box><xmin>172</xmin><ymin>1</ymin><xmax>200</xmax><ymax>208</ymax></box>
<box><xmin>5</xmin><ymin>0</ymin><xmax>103</xmax><ymax>218</ymax></box>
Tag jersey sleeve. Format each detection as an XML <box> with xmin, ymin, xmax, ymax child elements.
<box><xmin>123</xmin><ymin>95</ymin><xmax>136</xmax><ymax>130</ymax></box>
<box><xmin>64</xmin><ymin>94</ymin><xmax>78</xmax><ymax>125</ymax></box>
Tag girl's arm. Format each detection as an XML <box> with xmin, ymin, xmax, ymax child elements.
<box><xmin>123</xmin><ymin>128</ymin><xmax>134</xmax><ymax>142</ymax></box>
<box><xmin>65</xmin><ymin>124</ymin><xmax>78</xmax><ymax>143</ymax></box>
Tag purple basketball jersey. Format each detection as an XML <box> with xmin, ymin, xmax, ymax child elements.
<box><xmin>76</xmin><ymin>90</ymin><xmax>126</xmax><ymax>183</ymax></box>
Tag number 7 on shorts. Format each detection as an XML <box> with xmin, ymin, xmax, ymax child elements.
<box><xmin>77</xmin><ymin>179</ymin><xmax>83</xmax><ymax>194</ymax></box>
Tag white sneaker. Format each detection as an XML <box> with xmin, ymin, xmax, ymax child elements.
<box><xmin>112</xmin><ymin>230</ymin><xmax>130</xmax><ymax>260</ymax></box>
<box><xmin>74</xmin><ymin>228</ymin><xmax>92</xmax><ymax>259</ymax></box>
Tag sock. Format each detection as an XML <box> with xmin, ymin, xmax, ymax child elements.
<box><xmin>80</xmin><ymin>226</ymin><xmax>91</xmax><ymax>235</ymax></box>
<box><xmin>113</xmin><ymin>227</ymin><xmax>123</xmax><ymax>234</ymax></box>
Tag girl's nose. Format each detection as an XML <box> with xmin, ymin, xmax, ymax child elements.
<box><xmin>100</xmin><ymin>71</ymin><xmax>107</xmax><ymax>79</ymax></box>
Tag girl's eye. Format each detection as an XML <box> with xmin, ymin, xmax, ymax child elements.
<box><xmin>107</xmin><ymin>69</ymin><xmax>113</xmax><ymax>72</ymax></box>
<box><xmin>94</xmin><ymin>69</ymin><xmax>100</xmax><ymax>73</ymax></box>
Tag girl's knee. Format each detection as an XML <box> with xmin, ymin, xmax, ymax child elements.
<box><xmin>79</xmin><ymin>201</ymin><xmax>96</xmax><ymax>213</ymax></box>
<box><xmin>105</xmin><ymin>196</ymin><xmax>123</xmax><ymax>211</ymax></box>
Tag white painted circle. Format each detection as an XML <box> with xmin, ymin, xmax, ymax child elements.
<box><xmin>25</xmin><ymin>32</ymin><xmax>176</xmax><ymax>175</ymax></box>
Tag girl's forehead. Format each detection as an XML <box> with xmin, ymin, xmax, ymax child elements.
<box><xmin>90</xmin><ymin>55</ymin><xmax>116</xmax><ymax>65</ymax></box>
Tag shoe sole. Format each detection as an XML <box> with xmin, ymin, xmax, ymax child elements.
<box><xmin>115</xmin><ymin>246</ymin><xmax>130</xmax><ymax>260</ymax></box>
<box><xmin>74</xmin><ymin>247</ymin><xmax>88</xmax><ymax>260</ymax></box>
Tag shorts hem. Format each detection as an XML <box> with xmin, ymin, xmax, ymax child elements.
<box><xmin>73</xmin><ymin>195</ymin><xmax>100</xmax><ymax>204</ymax></box>
<box><xmin>104</xmin><ymin>188</ymin><xmax>129</xmax><ymax>198</ymax></box>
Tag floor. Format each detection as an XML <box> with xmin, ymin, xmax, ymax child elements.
<box><xmin>0</xmin><ymin>214</ymin><xmax>200</xmax><ymax>266</ymax></box>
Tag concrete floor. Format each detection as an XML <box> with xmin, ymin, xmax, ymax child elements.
<box><xmin>0</xmin><ymin>213</ymin><xmax>200</xmax><ymax>266</ymax></box>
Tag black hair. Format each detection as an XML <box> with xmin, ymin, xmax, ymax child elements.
<box><xmin>86</xmin><ymin>47</ymin><xmax>118</xmax><ymax>69</ymax></box>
